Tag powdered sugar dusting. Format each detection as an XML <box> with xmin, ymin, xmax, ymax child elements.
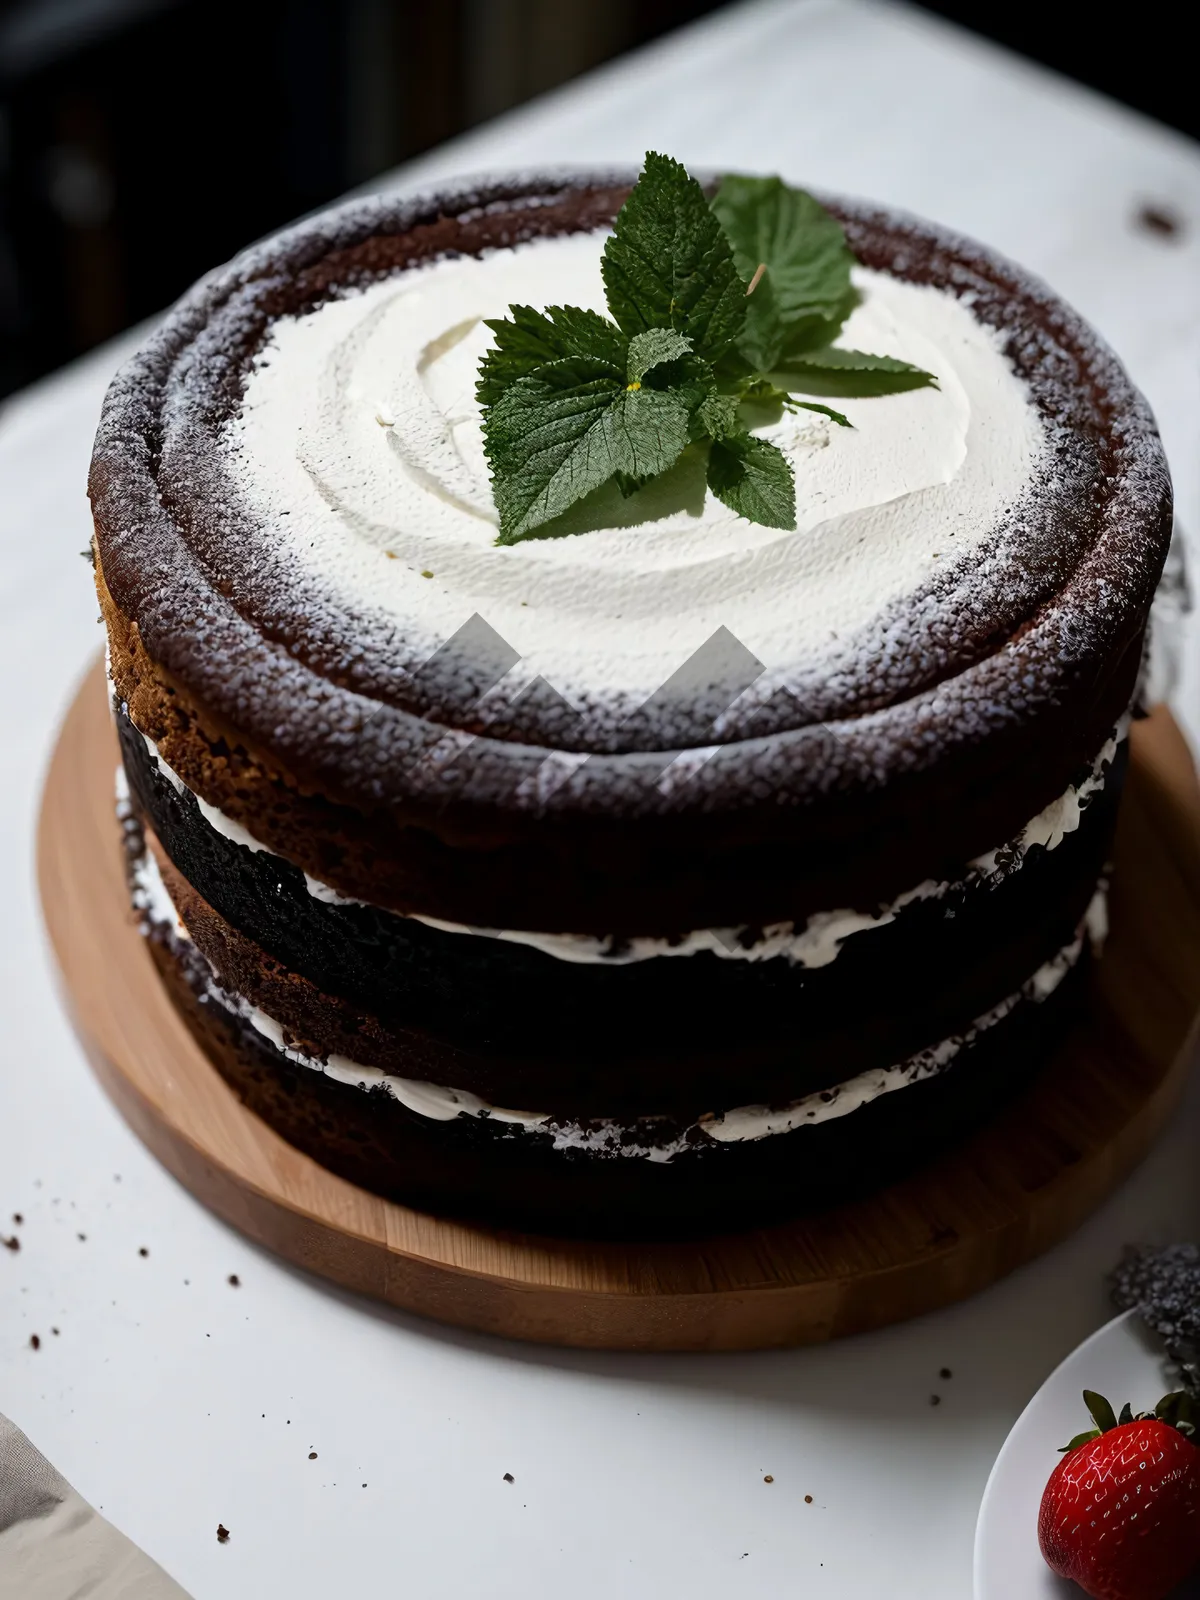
<box><xmin>90</xmin><ymin>171</ymin><xmax>1172</xmax><ymax>821</ymax></box>
<box><xmin>222</xmin><ymin>232</ymin><xmax>1043</xmax><ymax>713</ymax></box>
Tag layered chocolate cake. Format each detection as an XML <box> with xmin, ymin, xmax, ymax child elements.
<box><xmin>91</xmin><ymin>166</ymin><xmax>1171</xmax><ymax>1235</ymax></box>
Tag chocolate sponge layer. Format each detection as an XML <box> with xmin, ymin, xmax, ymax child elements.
<box><xmin>123</xmin><ymin>704</ymin><xmax>1118</xmax><ymax>1119</ymax></box>
<box><xmin>145</xmin><ymin>913</ymin><xmax>1088</xmax><ymax>1239</ymax></box>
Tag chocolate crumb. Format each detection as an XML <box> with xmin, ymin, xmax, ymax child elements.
<box><xmin>362</xmin><ymin>1483</ymin><xmax>367</xmax><ymax>1488</ymax></box>
<box><xmin>77</xmin><ymin>1233</ymin><xmax>86</xmax><ymax>1242</ymax></box>
<box><xmin>12</xmin><ymin>1214</ymin><xmax>22</xmax><ymax>1225</ymax></box>
<box><xmin>939</xmin><ymin>1367</ymin><xmax>952</xmax><ymax>1380</ymax></box>
<box><xmin>930</xmin><ymin>1394</ymin><xmax>941</xmax><ymax>1406</ymax></box>
<box><xmin>1135</xmin><ymin>202</ymin><xmax>1184</xmax><ymax>239</ymax></box>
<box><xmin>51</xmin><ymin>1327</ymin><xmax>60</xmax><ymax>1336</ymax></box>
<box><xmin>2</xmin><ymin>1235</ymin><xmax>18</xmax><ymax>1252</ymax></box>
<box><xmin>308</xmin><ymin>1452</ymin><xmax>317</xmax><ymax>1460</ymax></box>
<box><xmin>805</xmin><ymin>1494</ymin><xmax>813</xmax><ymax>1504</ymax></box>
<box><xmin>138</xmin><ymin>1247</ymin><xmax>149</xmax><ymax>1257</ymax></box>
<box><xmin>216</xmin><ymin>1524</ymin><xmax>230</xmax><ymax>1544</ymax></box>
<box><xmin>503</xmin><ymin>1473</ymin><xmax>514</xmax><ymax>1483</ymax></box>
<box><xmin>228</xmin><ymin>1274</ymin><xmax>240</xmax><ymax>1287</ymax></box>
<box><xmin>30</xmin><ymin>1334</ymin><xmax>40</xmax><ymax>1350</ymax></box>
<box><xmin>763</xmin><ymin>1475</ymin><xmax>773</xmax><ymax>1484</ymax></box>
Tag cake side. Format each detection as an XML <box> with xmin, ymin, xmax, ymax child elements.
<box><xmin>118</xmin><ymin>700</ymin><xmax>1123</xmax><ymax>1118</ymax></box>
<box><xmin>94</xmin><ymin>165</ymin><xmax>1172</xmax><ymax>1234</ymax></box>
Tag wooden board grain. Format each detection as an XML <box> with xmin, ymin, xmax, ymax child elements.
<box><xmin>36</xmin><ymin>661</ymin><xmax>1200</xmax><ymax>1351</ymax></box>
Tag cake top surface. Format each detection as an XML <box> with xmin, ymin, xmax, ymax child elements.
<box><xmin>90</xmin><ymin>170</ymin><xmax>1171</xmax><ymax>818</ymax></box>
<box><xmin>223</xmin><ymin>229</ymin><xmax>1044</xmax><ymax>729</ymax></box>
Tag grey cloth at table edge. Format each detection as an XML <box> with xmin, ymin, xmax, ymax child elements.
<box><xmin>0</xmin><ymin>1412</ymin><xmax>193</xmax><ymax>1600</ymax></box>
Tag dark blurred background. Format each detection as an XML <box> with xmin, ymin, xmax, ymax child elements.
<box><xmin>0</xmin><ymin>0</ymin><xmax>1192</xmax><ymax>400</ymax></box>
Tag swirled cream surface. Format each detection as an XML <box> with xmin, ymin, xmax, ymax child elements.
<box><xmin>226</xmin><ymin>230</ymin><xmax>1044</xmax><ymax>707</ymax></box>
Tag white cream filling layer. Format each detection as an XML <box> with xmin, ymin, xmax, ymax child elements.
<box><xmin>120</xmin><ymin>769</ymin><xmax>192</xmax><ymax>942</ymax></box>
<box><xmin>132</xmin><ymin>716</ymin><xmax>1126</xmax><ymax>969</ymax></box>
<box><xmin>130</xmin><ymin>837</ymin><xmax>1099</xmax><ymax>1161</ymax></box>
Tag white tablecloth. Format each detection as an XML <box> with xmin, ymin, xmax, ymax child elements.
<box><xmin>3</xmin><ymin>2</ymin><xmax>1200</xmax><ymax>1595</ymax></box>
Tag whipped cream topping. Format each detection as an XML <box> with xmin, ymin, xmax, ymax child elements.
<box><xmin>224</xmin><ymin>229</ymin><xmax>1045</xmax><ymax>716</ymax></box>
<box><xmin>133</xmin><ymin>716</ymin><xmax>1124</xmax><ymax>968</ymax></box>
<box><xmin>129</xmin><ymin>831</ymin><xmax>1096</xmax><ymax>1161</ymax></box>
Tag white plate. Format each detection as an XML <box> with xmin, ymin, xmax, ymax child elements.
<box><xmin>974</xmin><ymin>1309</ymin><xmax>1200</xmax><ymax>1598</ymax></box>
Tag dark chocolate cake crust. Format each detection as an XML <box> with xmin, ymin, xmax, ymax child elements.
<box><xmin>92</xmin><ymin>170</ymin><xmax>1172</xmax><ymax>935</ymax></box>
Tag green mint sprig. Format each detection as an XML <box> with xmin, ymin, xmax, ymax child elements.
<box><xmin>478</xmin><ymin>153</ymin><xmax>937</xmax><ymax>544</ymax></box>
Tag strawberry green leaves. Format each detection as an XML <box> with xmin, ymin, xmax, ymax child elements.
<box><xmin>1057</xmin><ymin>1389</ymin><xmax>1200</xmax><ymax>1454</ymax></box>
<box><xmin>477</xmin><ymin>152</ymin><xmax>937</xmax><ymax>543</ymax></box>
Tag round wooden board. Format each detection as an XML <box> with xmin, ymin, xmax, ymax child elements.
<box><xmin>37</xmin><ymin>661</ymin><xmax>1200</xmax><ymax>1351</ymax></box>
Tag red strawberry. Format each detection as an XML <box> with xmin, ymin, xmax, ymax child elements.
<box><xmin>1038</xmin><ymin>1389</ymin><xmax>1200</xmax><ymax>1599</ymax></box>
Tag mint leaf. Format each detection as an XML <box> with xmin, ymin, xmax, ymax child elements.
<box><xmin>781</xmin><ymin>347</ymin><xmax>937</xmax><ymax>397</ymax></box>
<box><xmin>738</xmin><ymin>269</ymin><xmax>786</xmax><ymax>372</ymax></box>
<box><xmin>738</xmin><ymin>378</ymin><xmax>787</xmax><ymax>403</ymax></box>
<box><xmin>627</xmin><ymin>328</ymin><xmax>692</xmax><ymax>383</ymax></box>
<box><xmin>712</xmin><ymin>174</ymin><xmax>855</xmax><ymax>326</ymax></box>
<box><xmin>738</xmin><ymin>279</ymin><xmax>860</xmax><ymax>371</ymax></box>
<box><xmin>599</xmin><ymin>387</ymin><xmax>692</xmax><ymax>484</ymax></box>
<box><xmin>734</xmin><ymin>381</ymin><xmax>852</xmax><ymax>430</ymax></box>
<box><xmin>777</xmin><ymin>290</ymin><xmax>860</xmax><ymax>357</ymax></box>
<box><xmin>707</xmin><ymin>433</ymin><xmax>795</xmax><ymax>530</ymax></box>
<box><xmin>477</xmin><ymin>153</ymin><xmax>940</xmax><ymax>542</ymax></box>
<box><xmin>692</xmin><ymin>390</ymin><xmax>741</xmax><ymax>442</ymax></box>
<box><xmin>602</xmin><ymin>152</ymin><xmax>746</xmax><ymax>365</ymax></box>
<box><xmin>485</xmin><ymin>357</ymin><xmax>624</xmax><ymax>541</ymax></box>
<box><xmin>614</xmin><ymin>471</ymin><xmax>651</xmax><ymax>498</ymax></box>
<box><xmin>791</xmin><ymin>399</ymin><xmax>852</xmax><ymax>427</ymax></box>
<box><xmin>487</xmin><ymin>358</ymin><xmax>691</xmax><ymax>544</ymax></box>
<box><xmin>477</xmin><ymin>304</ymin><xmax>627</xmax><ymax>406</ymax></box>
<box><xmin>712</xmin><ymin>174</ymin><xmax>858</xmax><ymax>366</ymax></box>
